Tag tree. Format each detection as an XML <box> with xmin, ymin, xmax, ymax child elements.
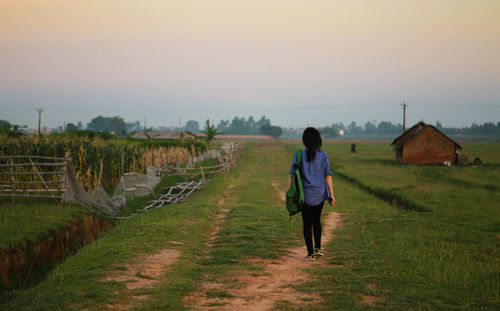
<box><xmin>217</xmin><ymin>119</ymin><xmax>230</xmax><ymax>133</ymax></box>
<box><xmin>260</xmin><ymin>124</ymin><xmax>283</xmax><ymax>140</ymax></box>
<box><xmin>348</xmin><ymin>121</ymin><xmax>363</xmax><ymax>135</ymax></box>
<box><xmin>87</xmin><ymin>116</ymin><xmax>126</xmax><ymax>134</ymax></box>
<box><xmin>230</xmin><ymin>117</ymin><xmax>245</xmax><ymax>134</ymax></box>
<box><xmin>185</xmin><ymin>120</ymin><xmax>200</xmax><ymax>133</ymax></box>
<box><xmin>257</xmin><ymin>116</ymin><xmax>271</xmax><ymax>128</ymax></box>
<box><xmin>0</xmin><ymin>122</ymin><xmax>23</xmax><ymax>138</ymax></box>
<box><xmin>247</xmin><ymin>116</ymin><xmax>257</xmax><ymax>134</ymax></box>
<box><xmin>0</xmin><ymin>120</ymin><xmax>11</xmax><ymax>131</ymax></box>
<box><xmin>363</xmin><ymin>121</ymin><xmax>376</xmax><ymax>135</ymax></box>
<box><xmin>65</xmin><ymin>123</ymin><xmax>80</xmax><ymax>131</ymax></box>
<box><xmin>377</xmin><ymin>121</ymin><xmax>397</xmax><ymax>135</ymax></box>
<box><xmin>202</xmin><ymin>119</ymin><xmax>218</xmax><ymax>148</ymax></box>
<box><xmin>126</xmin><ymin>121</ymin><xmax>141</xmax><ymax>132</ymax></box>
<box><xmin>320</xmin><ymin>126</ymin><xmax>338</xmax><ymax>139</ymax></box>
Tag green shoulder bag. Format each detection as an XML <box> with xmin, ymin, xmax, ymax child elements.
<box><xmin>286</xmin><ymin>150</ymin><xmax>304</xmax><ymax>216</ymax></box>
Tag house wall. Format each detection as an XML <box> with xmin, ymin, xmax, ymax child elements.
<box><xmin>402</xmin><ymin>127</ymin><xmax>455</xmax><ymax>164</ymax></box>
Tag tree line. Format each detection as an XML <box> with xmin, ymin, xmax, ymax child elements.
<box><xmin>436</xmin><ymin>121</ymin><xmax>500</xmax><ymax>136</ymax></box>
<box><xmin>185</xmin><ymin>116</ymin><xmax>283</xmax><ymax>138</ymax></box>
<box><xmin>304</xmin><ymin>121</ymin><xmax>405</xmax><ymax>138</ymax></box>
<box><xmin>2</xmin><ymin>116</ymin><xmax>500</xmax><ymax>139</ymax></box>
<box><xmin>286</xmin><ymin>121</ymin><xmax>500</xmax><ymax>138</ymax></box>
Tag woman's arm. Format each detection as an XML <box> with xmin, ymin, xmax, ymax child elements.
<box><xmin>325</xmin><ymin>175</ymin><xmax>335</xmax><ymax>206</ymax></box>
<box><xmin>287</xmin><ymin>174</ymin><xmax>294</xmax><ymax>192</ymax></box>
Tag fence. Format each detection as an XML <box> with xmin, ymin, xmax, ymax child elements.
<box><xmin>168</xmin><ymin>144</ymin><xmax>241</xmax><ymax>179</ymax></box>
<box><xmin>0</xmin><ymin>155</ymin><xmax>70</xmax><ymax>202</ymax></box>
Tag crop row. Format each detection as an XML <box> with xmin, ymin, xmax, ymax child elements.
<box><xmin>0</xmin><ymin>136</ymin><xmax>207</xmax><ymax>190</ymax></box>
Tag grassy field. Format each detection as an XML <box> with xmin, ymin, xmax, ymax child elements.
<box><xmin>1</xmin><ymin>141</ymin><xmax>499</xmax><ymax>310</ymax></box>
<box><xmin>286</xmin><ymin>141</ymin><xmax>500</xmax><ymax>309</ymax></box>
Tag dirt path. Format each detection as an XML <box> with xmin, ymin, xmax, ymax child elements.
<box><xmin>190</xmin><ymin>210</ymin><xmax>342</xmax><ymax>310</ymax></box>
<box><xmin>207</xmin><ymin>183</ymin><xmax>234</xmax><ymax>249</ymax></box>
<box><xmin>104</xmin><ymin>247</ymin><xmax>182</xmax><ymax>310</ymax></box>
<box><xmin>104</xmin><ymin>181</ymin><xmax>237</xmax><ymax>310</ymax></box>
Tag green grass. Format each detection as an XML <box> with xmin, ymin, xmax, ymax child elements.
<box><xmin>306</xmin><ymin>176</ymin><xmax>499</xmax><ymax>310</ymax></box>
<box><xmin>0</xmin><ymin>202</ymin><xmax>90</xmax><ymax>249</ymax></box>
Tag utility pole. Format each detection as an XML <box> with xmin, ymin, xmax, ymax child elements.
<box><xmin>36</xmin><ymin>107</ymin><xmax>44</xmax><ymax>135</ymax></box>
<box><xmin>400</xmin><ymin>102</ymin><xmax>408</xmax><ymax>133</ymax></box>
<box><xmin>144</xmin><ymin>117</ymin><xmax>147</xmax><ymax>133</ymax></box>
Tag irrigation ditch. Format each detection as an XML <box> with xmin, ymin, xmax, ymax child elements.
<box><xmin>0</xmin><ymin>214</ymin><xmax>113</xmax><ymax>289</ymax></box>
<box><xmin>335</xmin><ymin>171</ymin><xmax>430</xmax><ymax>212</ymax></box>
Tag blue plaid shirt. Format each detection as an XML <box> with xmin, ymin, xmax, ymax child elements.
<box><xmin>289</xmin><ymin>149</ymin><xmax>332</xmax><ymax>206</ymax></box>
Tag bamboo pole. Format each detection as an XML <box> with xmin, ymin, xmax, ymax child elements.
<box><xmin>61</xmin><ymin>151</ymin><xmax>69</xmax><ymax>202</ymax></box>
<box><xmin>98</xmin><ymin>158</ymin><xmax>104</xmax><ymax>187</ymax></box>
<box><xmin>0</xmin><ymin>162</ymin><xmax>66</xmax><ymax>167</ymax></box>
<box><xmin>10</xmin><ymin>157</ymin><xmax>15</xmax><ymax>203</ymax></box>
<box><xmin>121</xmin><ymin>153</ymin><xmax>125</xmax><ymax>177</ymax></box>
<box><xmin>1</xmin><ymin>180</ymin><xmax>62</xmax><ymax>185</ymax></box>
<box><xmin>28</xmin><ymin>158</ymin><xmax>50</xmax><ymax>191</ymax></box>
<box><xmin>0</xmin><ymin>155</ymin><xmax>70</xmax><ymax>161</ymax></box>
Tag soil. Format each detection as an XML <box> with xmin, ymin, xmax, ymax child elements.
<box><xmin>188</xmin><ymin>211</ymin><xmax>342</xmax><ymax>310</ymax></box>
<box><xmin>207</xmin><ymin>184</ymin><xmax>234</xmax><ymax>249</ymax></box>
<box><xmin>104</xmin><ymin>248</ymin><xmax>182</xmax><ymax>310</ymax></box>
<box><xmin>355</xmin><ymin>283</ymin><xmax>382</xmax><ymax>306</ymax></box>
<box><xmin>105</xmin><ymin>248</ymin><xmax>181</xmax><ymax>290</ymax></box>
<box><xmin>0</xmin><ymin>215</ymin><xmax>113</xmax><ymax>287</ymax></box>
<box><xmin>355</xmin><ymin>292</ymin><xmax>381</xmax><ymax>306</ymax></box>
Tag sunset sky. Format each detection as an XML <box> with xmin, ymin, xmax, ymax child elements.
<box><xmin>1</xmin><ymin>0</ymin><xmax>499</xmax><ymax>129</ymax></box>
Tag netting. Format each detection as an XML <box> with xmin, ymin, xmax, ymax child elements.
<box><xmin>114</xmin><ymin>169</ymin><xmax>161</xmax><ymax>199</ymax></box>
<box><xmin>64</xmin><ymin>149</ymin><xmax>224</xmax><ymax>216</ymax></box>
<box><xmin>64</xmin><ymin>164</ymin><xmax>126</xmax><ymax>216</ymax></box>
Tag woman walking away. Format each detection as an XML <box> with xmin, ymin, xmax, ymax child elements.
<box><xmin>288</xmin><ymin>127</ymin><xmax>335</xmax><ymax>261</ymax></box>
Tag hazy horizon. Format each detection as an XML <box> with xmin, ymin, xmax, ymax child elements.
<box><xmin>1</xmin><ymin>0</ymin><xmax>499</xmax><ymax>129</ymax></box>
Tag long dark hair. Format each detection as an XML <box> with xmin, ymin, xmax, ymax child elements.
<box><xmin>302</xmin><ymin>127</ymin><xmax>322</xmax><ymax>162</ymax></box>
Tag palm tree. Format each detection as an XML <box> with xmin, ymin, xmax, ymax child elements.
<box><xmin>202</xmin><ymin>119</ymin><xmax>218</xmax><ymax>149</ymax></box>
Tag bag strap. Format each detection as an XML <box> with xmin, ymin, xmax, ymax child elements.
<box><xmin>296</xmin><ymin>149</ymin><xmax>302</xmax><ymax>170</ymax></box>
<box><xmin>295</xmin><ymin>149</ymin><xmax>304</xmax><ymax>202</ymax></box>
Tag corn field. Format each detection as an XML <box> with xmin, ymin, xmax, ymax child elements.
<box><xmin>0</xmin><ymin>136</ymin><xmax>206</xmax><ymax>190</ymax></box>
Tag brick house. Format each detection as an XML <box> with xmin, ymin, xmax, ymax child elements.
<box><xmin>391</xmin><ymin>122</ymin><xmax>462</xmax><ymax>165</ymax></box>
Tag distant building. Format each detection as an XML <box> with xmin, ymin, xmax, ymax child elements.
<box><xmin>391</xmin><ymin>122</ymin><xmax>462</xmax><ymax>165</ymax></box>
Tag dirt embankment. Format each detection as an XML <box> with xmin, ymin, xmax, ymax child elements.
<box><xmin>0</xmin><ymin>215</ymin><xmax>113</xmax><ymax>287</ymax></box>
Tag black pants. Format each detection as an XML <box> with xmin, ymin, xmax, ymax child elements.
<box><xmin>301</xmin><ymin>202</ymin><xmax>324</xmax><ymax>255</ymax></box>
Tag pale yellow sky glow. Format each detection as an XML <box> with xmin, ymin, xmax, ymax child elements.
<box><xmin>1</xmin><ymin>0</ymin><xmax>499</xmax><ymax>128</ymax></box>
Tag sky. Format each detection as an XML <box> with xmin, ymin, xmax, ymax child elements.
<box><xmin>1</xmin><ymin>0</ymin><xmax>499</xmax><ymax>130</ymax></box>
